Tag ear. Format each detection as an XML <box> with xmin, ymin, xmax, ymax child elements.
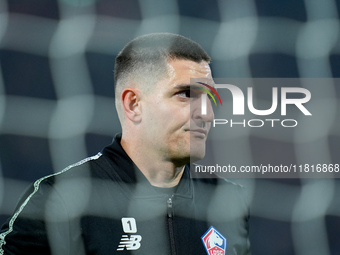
<box><xmin>121</xmin><ymin>87</ymin><xmax>142</xmax><ymax>123</ymax></box>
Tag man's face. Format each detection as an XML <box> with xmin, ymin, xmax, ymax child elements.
<box><xmin>139</xmin><ymin>59</ymin><xmax>214</xmax><ymax>166</ymax></box>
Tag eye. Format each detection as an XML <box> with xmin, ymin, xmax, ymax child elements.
<box><xmin>176</xmin><ymin>89</ymin><xmax>201</xmax><ymax>99</ymax></box>
<box><xmin>175</xmin><ymin>88</ymin><xmax>202</xmax><ymax>101</ymax></box>
<box><xmin>176</xmin><ymin>89</ymin><xmax>191</xmax><ymax>98</ymax></box>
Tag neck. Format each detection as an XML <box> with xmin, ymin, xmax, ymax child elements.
<box><xmin>120</xmin><ymin>136</ymin><xmax>185</xmax><ymax>188</ymax></box>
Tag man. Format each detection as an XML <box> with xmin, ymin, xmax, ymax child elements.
<box><xmin>0</xmin><ymin>33</ymin><xmax>250</xmax><ymax>254</ymax></box>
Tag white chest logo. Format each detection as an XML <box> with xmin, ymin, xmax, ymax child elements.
<box><xmin>117</xmin><ymin>217</ymin><xmax>142</xmax><ymax>251</ymax></box>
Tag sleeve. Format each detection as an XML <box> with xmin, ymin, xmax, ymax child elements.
<box><xmin>0</xmin><ymin>180</ymin><xmax>54</xmax><ymax>254</ymax></box>
<box><xmin>0</xmin><ymin>174</ymin><xmax>91</xmax><ymax>255</ymax></box>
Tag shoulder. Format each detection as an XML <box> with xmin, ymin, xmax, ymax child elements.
<box><xmin>10</xmin><ymin>153</ymin><xmax>103</xmax><ymax>219</ymax></box>
<box><xmin>190</xmin><ymin>163</ymin><xmax>249</xmax><ymax>212</ymax></box>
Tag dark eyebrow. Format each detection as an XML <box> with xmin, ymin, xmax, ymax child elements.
<box><xmin>176</xmin><ymin>84</ymin><xmax>216</xmax><ymax>97</ymax></box>
<box><xmin>173</xmin><ymin>84</ymin><xmax>191</xmax><ymax>90</ymax></box>
<box><xmin>173</xmin><ymin>84</ymin><xmax>209</xmax><ymax>91</ymax></box>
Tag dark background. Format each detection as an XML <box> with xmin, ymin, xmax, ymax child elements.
<box><xmin>1</xmin><ymin>0</ymin><xmax>340</xmax><ymax>254</ymax></box>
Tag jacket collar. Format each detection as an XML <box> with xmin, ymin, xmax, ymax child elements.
<box><xmin>101</xmin><ymin>134</ymin><xmax>193</xmax><ymax>199</ymax></box>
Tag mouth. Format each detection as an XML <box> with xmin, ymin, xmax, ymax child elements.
<box><xmin>188</xmin><ymin>128</ymin><xmax>208</xmax><ymax>138</ymax></box>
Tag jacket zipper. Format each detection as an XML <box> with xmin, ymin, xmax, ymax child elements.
<box><xmin>167</xmin><ymin>196</ymin><xmax>176</xmax><ymax>255</ymax></box>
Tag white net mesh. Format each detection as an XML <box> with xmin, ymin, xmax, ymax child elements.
<box><xmin>0</xmin><ymin>0</ymin><xmax>340</xmax><ymax>254</ymax></box>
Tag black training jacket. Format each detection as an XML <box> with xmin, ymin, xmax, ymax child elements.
<box><xmin>0</xmin><ymin>134</ymin><xmax>250</xmax><ymax>255</ymax></box>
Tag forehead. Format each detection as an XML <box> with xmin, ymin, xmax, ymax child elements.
<box><xmin>166</xmin><ymin>59</ymin><xmax>212</xmax><ymax>83</ymax></box>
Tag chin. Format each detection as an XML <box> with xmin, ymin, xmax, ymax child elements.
<box><xmin>171</xmin><ymin>149</ymin><xmax>205</xmax><ymax>166</ymax></box>
<box><xmin>189</xmin><ymin>147</ymin><xmax>206</xmax><ymax>163</ymax></box>
<box><xmin>171</xmin><ymin>135</ymin><xmax>206</xmax><ymax>165</ymax></box>
<box><xmin>190</xmin><ymin>137</ymin><xmax>206</xmax><ymax>151</ymax></box>
<box><xmin>190</xmin><ymin>154</ymin><xmax>205</xmax><ymax>163</ymax></box>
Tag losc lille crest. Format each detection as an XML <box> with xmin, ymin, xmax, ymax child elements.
<box><xmin>201</xmin><ymin>226</ymin><xmax>227</xmax><ymax>255</ymax></box>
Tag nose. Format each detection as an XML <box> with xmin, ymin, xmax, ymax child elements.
<box><xmin>192</xmin><ymin>94</ymin><xmax>215</xmax><ymax>125</ymax></box>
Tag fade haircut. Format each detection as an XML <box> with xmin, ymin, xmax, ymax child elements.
<box><xmin>114</xmin><ymin>33</ymin><xmax>211</xmax><ymax>120</ymax></box>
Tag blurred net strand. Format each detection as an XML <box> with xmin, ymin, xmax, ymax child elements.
<box><xmin>293</xmin><ymin>0</ymin><xmax>338</xmax><ymax>254</ymax></box>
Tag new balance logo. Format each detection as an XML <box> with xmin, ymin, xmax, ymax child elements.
<box><xmin>117</xmin><ymin>217</ymin><xmax>142</xmax><ymax>251</ymax></box>
<box><xmin>117</xmin><ymin>235</ymin><xmax>142</xmax><ymax>251</ymax></box>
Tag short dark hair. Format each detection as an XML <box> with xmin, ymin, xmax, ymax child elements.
<box><xmin>114</xmin><ymin>33</ymin><xmax>210</xmax><ymax>92</ymax></box>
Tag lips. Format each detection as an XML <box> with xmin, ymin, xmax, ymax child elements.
<box><xmin>189</xmin><ymin>128</ymin><xmax>208</xmax><ymax>137</ymax></box>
